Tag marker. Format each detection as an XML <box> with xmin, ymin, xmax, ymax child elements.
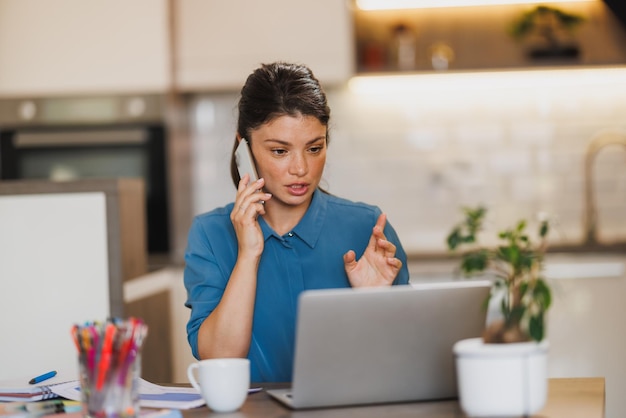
<box><xmin>28</xmin><ymin>370</ymin><xmax>57</xmax><ymax>385</ymax></box>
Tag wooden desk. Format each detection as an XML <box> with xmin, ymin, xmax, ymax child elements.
<box><xmin>540</xmin><ymin>378</ymin><xmax>605</xmax><ymax>418</ymax></box>
<box><xmin>181</xmin><ymin>377</ymin><xmax>604</xmax><ymax>418</ymax></box>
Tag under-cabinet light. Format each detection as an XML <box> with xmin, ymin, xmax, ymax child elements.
<box><xmin>356</xmin><ymin>0</ymin><xmax>595</xmax><ymax>10</ymax></box>
<box><xmin>348</xmin><ymin>66</ymin><xmax>626</xmax><ymax>95</ymax></box>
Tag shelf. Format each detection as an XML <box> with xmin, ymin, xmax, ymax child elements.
<box><xmin>353</xmin><ymin>1</ymin><xmax>626</xmax><ymax>74</ymax></box>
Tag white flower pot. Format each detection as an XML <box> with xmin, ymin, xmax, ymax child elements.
<box><xmin>453</xmin><ymin>337</ymin><xmax>549</xmax><ymax>417</ymax></box>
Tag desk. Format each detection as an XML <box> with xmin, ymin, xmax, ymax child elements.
<box><xmin>181</xmin><ymin>377</ymin><xmax>604</xmax><ymax>418</ymax></box>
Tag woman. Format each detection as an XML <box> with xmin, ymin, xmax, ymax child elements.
<box><xmin>184</xmin><ymin>62</ymin><xmax>410</xmax><ymax>382</ymax></box>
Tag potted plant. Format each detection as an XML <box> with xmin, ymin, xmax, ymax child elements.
<box><xmin>508</xmin><ymin>5</ymin><xmax>585</xmax><ymax>59</ymax></box>
<box><xmin>446</xmin><ymin>207</ymin><xmax>552</xmax><ymax>417</ymax></box>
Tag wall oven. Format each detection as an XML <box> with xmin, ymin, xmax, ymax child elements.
<box><xmin>0</xmin><ymin>94</ymin><xmax>169</xmax><ymax>254</ymax></box>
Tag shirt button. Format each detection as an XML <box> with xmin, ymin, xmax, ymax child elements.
<box><xmin>288</xmin><ymin>232</ymin><xmax>294</xmax><ymax>237</ymax></box>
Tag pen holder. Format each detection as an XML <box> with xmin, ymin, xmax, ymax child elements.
<box><xmin>72</xmin><ymin>318</ymin><xmax>148</xmax><ymax>418</ymax></box>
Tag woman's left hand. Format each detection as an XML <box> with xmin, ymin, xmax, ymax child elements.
<box><xmin>343</xmin><ymin>213</ymin><xmax>403</xmax><ymax>288</ymax></box>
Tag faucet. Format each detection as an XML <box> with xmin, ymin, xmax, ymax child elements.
<box><xmin>583</xmin><ymin>129</ymin><xmax>626</xmax><ymax>245</ymax></box>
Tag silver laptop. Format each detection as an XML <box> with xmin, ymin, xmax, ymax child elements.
<box><xmin>267</xmin><ymin>280</ymin><xmax>491</xmax><ymax>409</ymax></box>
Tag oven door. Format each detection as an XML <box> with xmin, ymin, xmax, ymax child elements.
<box><xmin>0</xmin><ymin>125</ymin><xmax>169</xmax><ymax>254</ymax></box>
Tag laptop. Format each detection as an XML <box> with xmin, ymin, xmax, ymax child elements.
<box><xmin>267</xmin><ymin>280</ymin><xmax>491</xmax><ymax>409</ymax></box>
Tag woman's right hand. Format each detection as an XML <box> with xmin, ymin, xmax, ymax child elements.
<box><xmin>199</xmin><ymin>174</ymin><xmax>271</xmax><ymax>360</ymax></box>
<box><xmin>230</xmin><ymin>174</ymin><xmax>272</xmax><ymax>258</ymax></box>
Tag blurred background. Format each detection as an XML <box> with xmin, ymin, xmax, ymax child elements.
<box><xmin>1</xmin><ymin>0</ymin><xmax>626</xmax><ymax>415</ymax></box>
<box><xmin>1</xmin><ymin>0</ymin><xmax>625</xmax><ymax>264</ymax></box>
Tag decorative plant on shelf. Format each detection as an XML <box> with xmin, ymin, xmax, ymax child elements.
<box><xmin>508</xmin><ymin>5</ymin><xmax>585</xmax><ymax>59</ymax></box>
<box><xmin>447</xmin><ymin>206</ymin><xmax>552</xmax><ymax>344</ymax></box>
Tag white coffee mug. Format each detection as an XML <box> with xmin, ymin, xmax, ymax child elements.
<box><xmin>187</xmin><ymin>358</ymin><xmax>250</xmax><ymax>413</ymax></box>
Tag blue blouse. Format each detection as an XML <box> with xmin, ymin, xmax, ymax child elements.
<box><xmin>184</xmin><ymin>190</ymin><xmax>410</xmax><ymax>382</ymax></box>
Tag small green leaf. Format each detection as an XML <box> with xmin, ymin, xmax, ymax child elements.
<box><xmin>507</xmin><ymin>305</ymin><xmax>526</xmax><ymax>325</ymax></box>
<box><xmin>534</xmin><ymin>278</ymin><xmax>552</xmax><ymax>309</ymax></box>
<box><xmin>498</xmin><ymin>245</ymin><xmax>520</xmax><ymax>267</ymax></box>
<box><xmin>461</xmin><ymin>250</ymin><xmax>489</xmax><ymax>273</ymax></box>
<box><xmin>462</xmin><ymin>235</ymin><xmax>476</xmax><ymax>244</ymax></box>
<box><xmin>529</xmin><ymin>313</ymin><xmax>545</xmax><ymax>341</ymax></box>
<box><xmin>518</xmin><ymin>252</ymin><xmax>534</xmax><ymax>271</ymax></box>
<box><xmin>519</xmin><ymin>281</ymin><xmax>529</xmax><ymax>298</ymax></box>
<box><xmin>446</xmin><ymin>227</ymin><xmax>462</xmax><ymax>250</ymax></box>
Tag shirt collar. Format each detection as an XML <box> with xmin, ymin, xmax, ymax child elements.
<box><xmin>259</xmin><ymin>189</ymin><xmax>327</xmax><ymax>249</ymax></box>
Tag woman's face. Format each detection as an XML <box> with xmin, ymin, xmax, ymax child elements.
<box><xmin>248</xmin><ymin>113</ymin><xmax>327</xmax><ymax>210</ymax></box>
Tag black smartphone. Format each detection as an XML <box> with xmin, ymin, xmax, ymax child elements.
<box><xmin>235</xmin><ymin>139</ymin><xmax>259</xmax><ymax>182</ymax></box>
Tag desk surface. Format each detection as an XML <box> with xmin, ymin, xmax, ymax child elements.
<box><xmin>180</xmin><ymin>377</ymin><xmax>605</xmax><ymax>418</ymax></box>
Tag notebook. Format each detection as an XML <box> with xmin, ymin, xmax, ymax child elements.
<box><xmin>267</xmin><ymin>280</ymin><xmax>491</xmax><ymax>409</ymax></box>
<box><xmin>0</xmin><ymin>376</ymin><xmax>208</xmax><ymax>409</ymax></box>
<box><xmin>0</xmin><ymin>372</ymin><xmax>74</xmax><ymax>402</ymax></box>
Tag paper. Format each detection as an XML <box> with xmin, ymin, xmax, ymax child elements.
<box><xmin>0</xmin><ymin>372</ymin><xmax>76</xmax><ymax>402</ymax></box>
<box><xmin>137</xmin><ymin>380</ymin><xmax>207</xmax><ymax>409</ymax></box>
<box><xmin>1</xmin><ymin>375</ymin><xmax>262</xmax><ymax>410</ymax></box>
<box><xmin>50</xmin><ymin>379</ymin><xmax>206</xmax><ymax>410</ymax></box>
<box><xmin>0</xmin><ymin>409</ymin><xmax>182</xmax><ymax>418</ymax></box>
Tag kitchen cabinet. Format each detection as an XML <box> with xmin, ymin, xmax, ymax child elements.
<box><xmin>354</xmin><ymin>1</ymin><xmax>626</xmax><ymax>74</ymax></box>
<box><xmin>174</xmin><ymin>0</ymin><xmax>354</xmax><ymax>91</ymax></box>
<box><xmin>0</xmin><ymin>0</ymin><xmax>170</xmax><ymax>97</ymax></box>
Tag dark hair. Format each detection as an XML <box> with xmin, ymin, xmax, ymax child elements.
<box><xmin>229</xmin><ymin>62</ymin><xmax>331</xmax><ymax>187</ymax></box>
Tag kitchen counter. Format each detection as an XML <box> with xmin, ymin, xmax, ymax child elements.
<box><xmin>408</xmin><ymin>252</ymin><xmax>626</xmax><ymax>282</ymax></box>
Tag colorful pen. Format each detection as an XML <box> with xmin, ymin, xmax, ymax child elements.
<box><xmin>28</xmin><ymin>370</ymin><xmax>57</xmax><ymax>385</ymax></box>
<box><xmin>96</xmin><ymin>323</ymin><xmax>117</xmax><ymax>390</ymax></box>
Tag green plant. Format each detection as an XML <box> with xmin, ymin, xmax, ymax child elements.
<box><xmin>447</xmin><ymin>207</ymin><xmax>552</xmax><ymax>344</ymax></box>
<box><xmin>509</xmin><ymin>5</ymin><xmax>585</xmax><ymax>48</ymax></box>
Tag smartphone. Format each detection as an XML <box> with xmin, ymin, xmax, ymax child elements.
<box><xmin>235</xmin><ymin>139</ymin><xmax>259</xmax><ymax>182</ymax></box>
